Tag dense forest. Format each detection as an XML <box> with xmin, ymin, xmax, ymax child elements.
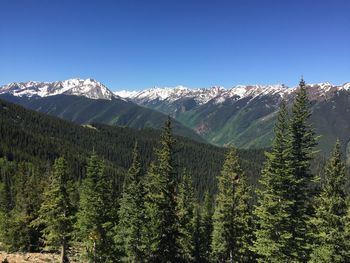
<box><xmin>0</xmin><ymin>98</ymin><xmax>266</xmax><ymax>198</ymax></box>
<box><xmin>1</xmin><ymin>80</ymin><xmax>350</xmax><ymax>262</ymax></box>
<box><xmin>0</xmin><ymin>93</ymin><xmax>205</xmax><ymax>143</ymax></box>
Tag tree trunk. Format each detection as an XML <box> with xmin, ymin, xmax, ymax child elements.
<box><xmin>93</xmin><ymin>240</ymin><xmax>96</xmax><ymax>263</ymax></box>
<box><xmin>61</xmin><ymin>238</ymin><xmax>69</xmax><ymax>263</ymax></box>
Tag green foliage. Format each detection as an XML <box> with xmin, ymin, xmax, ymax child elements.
<box><xmin>165</xmin><ymin>94</ymin><xmax>279</xmax><ymax>148</ymax></box>
<box><xmin>0</xmin><ymin>158</ymin><xmax>14</xmax><ymax>250</ymax></box>
<box><xmin>254</xmin><ymin>81</ymin><xmax>319</xmax><ymax>262</ymax></box>
<box><xmin>2</xmin><ymin>83</ymin><xmax>346</xmax><ymax>262</ymax></box>
<box><xmin>115</xmin><ymin>142</ymin><xmax>146</xmax><ymax>262</ymax></box>
<box><xmin>1</xmin><ymin>93</ymin><xmax>204</xmax><ymax>143</ymax></box>
<box><xmin>211</xmin><ymin>147</ymin><xmax>254</xmax><ymax>262</ymax></box>
<box><xmin>253</xmin><ymin>100</ymin><xmax>295</xmax><ymax>262</ymax></box>
<box><xmin>309</xmin><ymin>141</ymin><xmax>350</xmax><ymax>262</ymax></box>
<box><xmin>201</xmin><ymin>192</ymin><xmax>214</xmax><ymax>261</ymax></box>
<box><xmin>1</xmin><ymin>162</ymin><xmax>44</xmax><ymax>252</ymax></box>
<box><xmin>286</xmin><ymin>79</ymin><xmax>318</xmax><ymax>261</ymax></box>
<box><xmin>133</xmin><ymin>82</ymin><xmax>350</xmax><ymax>159</ymax></box>
<box><xmin>177</xmin><ymin>170</ymin><xmax>196</xmax><ymax>262</ymax></box>
<box><xmin>32</xmin><ymin>157</ymin><xmax>73</xmax><ymax>262</ymax></box>
<box><xmin>192</xmin><ymin>204</ymin><xmax>202</xmax><ymax>263</ymax></box>
<box><xmin>144</xmin><ymin>118</ymin><xmax>180</xmax><ymax>262</ymax></box>
<box><xmin>196</xmin><ymin>192</ymin><xmax>213</xmax><ymax>263</ymax></box>
<box><xmin>1</xmin><ymin>98</ymin><xmax>260</xmax><ymax>199</ymax></box>
<box><xmin>0</xmin><ymin>158</ymin><xmax>14</xmax><ymax>214</ymax></box>
<box><xmin>75</xmin><ymin>152</ymin><xmax>117</xmax><ymax>263</ymax></box>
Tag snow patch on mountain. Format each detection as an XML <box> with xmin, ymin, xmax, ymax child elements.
<box><xmin>117</xmin><ymin>85</ymin><xmax>226</xmax><ymax>105</ymax></box>
<box><xmin>2</xmin><ymin>78</ymin><xmax>349</xmax><ymax>105</ymax></box>
<box><xmin>118</xmin><ymin>84</ymin><xmax>293</xmax><ymax>105</ymax></box>
<box><xmin>340</xmin><ymin>82</ymin><xmax>350</xmax><ymax>91</ymax></box>
<box><xmin>114</xmin><ymin>90</ymin><xmax>138</xmax><ymax>98</ymax></box>
<box><xmin>0</xmin><ymin>78</ymin><xmax>118</xmax><ymax>100</ymax></box>
<box><xmin>116</xmin><ymin>82</ymin><xmax>350</xmax><ymax>106</ymax></box>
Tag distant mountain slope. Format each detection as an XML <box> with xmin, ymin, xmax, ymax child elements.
<box><xmin>310</xmin><ymin>90</ymin><xmax>350</xmax><ymax>163</ymax></box>
<box><xmin>0</xmin><ymin>98</ymin><xmax>265</xmax><ymax>196</ymax></box>
<box><xmin>0</xmin><ymin>93</ymin><xmax>204</xmax><ymax>142</ymax></box>
<box><xmin>3</xmin><ymin>78</ymin><xmax>350</xmax><ymax>158</ymax></box>
<box><xmin>118</xmin><ymin>82</ymin><xmax>350</xmax><ymax>160</ymax></box>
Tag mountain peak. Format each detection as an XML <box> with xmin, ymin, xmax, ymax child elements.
<box><xmin>115</xmin><ymin>82</ymin><xmax>350</xmax><ymax>108</ymax></box>
<box><xmin>116</xmin><ymin>84</ymin><xmax>291</xmax><ymax>105</ymax></box>
<box><xmin>0</xmin><ymin>78</ymin><xmax>117</xmax><ymax>100</ymax></box>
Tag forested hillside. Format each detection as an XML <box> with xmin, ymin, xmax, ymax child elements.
<box><xmin>1</xmin><ymin>81</ymin><xmax>350</xmax><ymax>262</ymax></box>
<box><xmin>121</xmin><ymin>83</ymin><xmax>350</xmax><ymax>157</ymax></box>
<box><xmin>0</xmin><ymin>93</ymin><xmax>205</xmax><ymax>143</ymax></box>
<box><xmin>0</xmin><ymin>98</ymin><xmax>265</xmax><ymax>196</ymax></box>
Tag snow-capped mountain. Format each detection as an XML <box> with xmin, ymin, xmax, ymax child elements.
<box><xmin>1</xmin><ymin>78</ymin><xmax>350</xmax><ymax>153</ymax></box>
<box><xmin>3</xmin><ymin>78</ymin><xmax>349</xmax><ymax>104</ymax></box>
<box><xmin>115</xmin><ymin>85</ymin><xmax>226</xmax><ymax>105</ymax></box>
<box><xmin>115</xmin><ymin>82</ymin><xmax>350</xmax><ymax>107</ymax></box>
<box><xmin>113</xmin><ymin>81</ymin><xmax>350</xmax><ymax>152</ymax></box>
<box><xmin>0</xmin><ymin>78</ymin><xmax>118</xmax><ymax>100</ymax></box>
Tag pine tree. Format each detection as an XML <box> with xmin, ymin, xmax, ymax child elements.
<box><xmin>0</xmin><ymin>158</ymin><xmax>13</xmax><ymax>213</ymax></box>
<box><xmin>200</xmin><ymin>191</ymin><xmax>213</xmax><ymax>262</ymax></box>
<box><xmin>193</xmin><ymin>204</ymin><xmax>202</xmax><ymax>263</ymax></box>
<box><xmin>253</xmin><ymin>100</ymin><xmax>295</xmax><ymax>262</ymax></box>
<box><xmin>32</xmin><ymin>157</ymin><xmax>73</xmax><ymax>263</ymax></box>
<box><xmin>211</xmin><ymin>147</ymin><xmax>253</xmax><ymax>263</ymax></box>
<box><xmin>177</xmin><ymin>170</ymin><xmax>196</xmax><ymax>262</ymax></box>
<box><xmin>192</xmin><ymin>192</ymin><xmax>213</xmax><ymax>263</ymax></box>
<box><xmin>76</xmin><ymin>151</ymin><xmax>117</xmax><ymax>263</ymax></box>
<box><xmin>286</xmin><ymin>79</ymin><xmax>317</xmax><ymax>261</ymax></box>
<box><xmin>115</xmin><ymin>142</ymin><xmax>146</xmax><ymax>262</ymax></box>
<box><xmin>0</xmin><ymin>158</ymin><xmax>13</xmax><ymax>250</ymax></box>
<box><xmin>144</xmin><ymin>117</ymin><xmax>180</xmax><ymax>262</ymax></box>
<box><xmin>309</xmin><ymin>140</ymin><xmax>350</xmax><ymax>262</ymax></box>
<box><xmin>5</xmin><ymin>162</ymin><xmax>43</xmax><ymax>252</ymax></box>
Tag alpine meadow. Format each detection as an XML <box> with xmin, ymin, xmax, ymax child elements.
<box><xmin>1</xmin><ymin>1</ymin><xmax>350</xmax><ymax>262</ymax></box>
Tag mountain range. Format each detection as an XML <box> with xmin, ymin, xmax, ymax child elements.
<box><xmin>0</xmin><ymin>97</ymin><xmax>268</xmax><ymax>196</ymax></box>
<box><xmin>116</xmin><ymin>82</ymin><xmax>350</xmax><ymax>158</ymax></box>
<box><xmin>0</xmin><ymin>79</ymin><xmax>203</xmax><ymax>142</ymax></box>
<box><xmin>1</xmin><ymin>78</ymin><xmax>350</xmax><ymax>162</ymax></box>
<box><xmin>0</xmin><ymin>78</ymin><xmax>117</xmax><ymax>100</ymax></box>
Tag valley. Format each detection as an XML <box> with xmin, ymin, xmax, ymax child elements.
<box><xmin>2</xmin><ymin>79</ymin><xmax>350</xmax><ymax>160</ymax></box>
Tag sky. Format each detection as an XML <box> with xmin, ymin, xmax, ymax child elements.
<box><xmin>1</xmin><ymin>0</ymin><xmax>350</xmax><ymax>91</ymax></box>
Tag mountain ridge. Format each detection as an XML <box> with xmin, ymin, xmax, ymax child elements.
<box><xmin>115</xmin><ymin>82</ymin><xmax>350</xmax><ymax>106</ymax></box>
<box><xmin>0</xmin><ymin>78</ymin><xmax>119</xmax><ymax>100</ymax></box>
<box><xmin>115</xmin><ymin>81</ymin><xmax>350</xmax><ymax>161</ymax></box>
<box><xmin>2</xmin><ymin>78</ymin><xmax>350</xmax><ymax>158</ymax></box>
<box><xmin>0</xmin><ymin>93</ymin><xmax>205</xmax><ymax>143</ymax></box>
<box><xmin>2</xmin><ymin>78</ymin><xmax>350</xmax><ymax>106</ymax></box>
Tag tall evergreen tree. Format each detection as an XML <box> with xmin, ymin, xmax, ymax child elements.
<box><xmin>193</xmin><ymin>204</ymin><xmax>202</xmax><ymax>263</ymax></box>
<box><xmin>115</xmin><ymin>142</ymin><xmax>146</xmax><ymax>262</ymax></box>
<box><xmin>5</xmin><ymin>162</ymin><xmax>43</xmax><ymax>252</ymax></box>
<box><xmin>0</xmin><ymin>158</ymin><xmax>13</xmax><ymax>250</ymax></box>
<box><xmin>32</xmin><ymin>157</ymin><xmax>73</xmax><ymax>263</ymax></box>
<box><xmin>309</xmin><ymin>141</ymin><xmax>350</xmax><ymax>262</ymax></box>
<box><xmin>200</xmin><ymin>191</ymin><xmax>213</xmax><ymax>262</ymax></box>
<box><xmin>0</xmin><ymin>158</ymin><xmax>13</xmax><ymax>213</ymax></box>
<box><xmin>177</xmin><ymin>170</ymin><xmax>196</xmax><ymax>262</ymax></box>
<box><xmin>211</xmin><ymin>147</ymin><xmax>253</xmax><ymax>263</ymax></box>
<box><xmin>192</xmin><ymin>192</ymin><xmax>214</xmax><ymax>263</ymax></box>
<box><xmin>253</xmin><ymin>100</ymin><xmax>295</xmax><ymax>262</ymax></box>
<box><xmin>286</xmin><ymin>79</ymin><xmax>317</xmax><ymax>261</ymax></box>
<box><xmin>144</xmin><ymin>117</ymin><xmax>180</xmax><ymax>262</ymax></box>
<box><xmin>76</xmin><ymin>151</ymin><xmax>117</xmax><ymax>263</ymax></box>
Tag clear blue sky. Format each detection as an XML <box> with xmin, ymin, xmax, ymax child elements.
<box><xmin>1</xmin><ymin>0</ymin><xmax>349</xmax><ymax>90</ymax></box>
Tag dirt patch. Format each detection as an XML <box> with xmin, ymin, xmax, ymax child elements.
<box><xmin>0</xmin><ymin>252</ymin><xmax>82</xmax><ymax>263</ymax></box>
